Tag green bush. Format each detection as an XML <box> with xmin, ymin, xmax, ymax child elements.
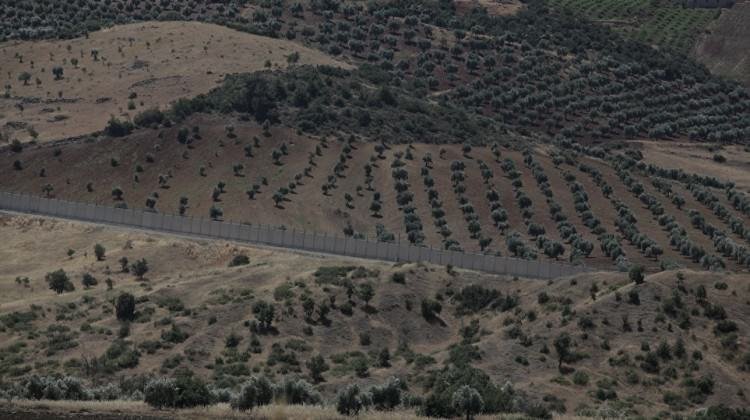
<box><xmin>629</xmin><ymin>265</ymin><xmax>645</xmax><ymax>284</ymax></box>
<box><xmin>455</xmin><ymin>285</ymin><xmax>499</xmax><ymax>314</ymax></box>
<box><xmin>336</xmin><ymin>384</ymin><xmax>371</xmax><ymax>415</ymax></box>
<box><xmin>391</xmin><ymin>272</ymin><xmax>406</xmax><ymax>284</ymax></box>
<box><xmin>161</xmin><ymin>324</ymin><xmax>189</xmax><ymax>343</ymax></box>
<box><xmin>134</xmin><ymin>108</ymin><xmax>165</xmax><ymax>127</ymax></box>
<box><xmin>231</xmin><ymin>376</ymin><xmax>273</xmax><ymax>411</ymax></box>
<box><xmin>421</xmin><ymin>365</ymin><xmax>515</xmax><ymax>418</ymax></box>
<box><xmin>572</xmin><ymin>371</ymin><xmax>589</xmax><ymax>386</ymax></box>
<box><xmin>229</xmin><ymin>255</ymin><xmax>250</xmax><ymax>267</ymax></box>
<box><xmin>115</xmin><ymin>293</ymin><xmax>136</xmax><ymax>321</ymax></box>
<box><xmin>144</xmin><ymin>378</ymin><xmax>177</xmax><ymax>408</ymax></box>
<box><xmin>421</xmin><ymin>298</ymin><xmax>442</xmax><ymax>320</ymax></box>
<box><xmin>369</xmin><ymin>376</ymin><xmax>402</xmax><ymax>410</ymax></box>
<box><xmin>104</xmin><ymin>117</ymin><xmax>134</xmax><ymax>137</ymax></box>
<box><xmin>451</xmin><ymin>385</ymin><xmax>483</xmax><ymax>420</ymax></box>
<box><xmin>274</xmin><ymin>377</ymin><xmax>322</xmax><ymax>405</ymax></box>
<box><xmin>174</xmin><ymin>374</ymin><xmax>212</xmax><ymax>408</ymax></box>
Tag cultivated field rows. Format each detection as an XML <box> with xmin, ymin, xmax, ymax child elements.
<box><xmin>2</xmin><ymin>115</ymin><xmax>748</xmax><ymax>273</ymax></box>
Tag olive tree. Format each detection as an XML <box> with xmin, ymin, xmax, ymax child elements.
<box><xmin>451</xmin><ymin>385</ymin><xmax>483</xmax><ymax>420</ymax></box>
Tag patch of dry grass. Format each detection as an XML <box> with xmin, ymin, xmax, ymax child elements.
<box><xmin>0</xmin><ymin>400</ymin><xmax>593</xmax><ymax>420</ymax></box>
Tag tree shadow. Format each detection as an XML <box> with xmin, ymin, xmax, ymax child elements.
<box><xmin>362</xmin><ymin>305</ymin><xmax>378</xmax><ymax>315</ymax></box>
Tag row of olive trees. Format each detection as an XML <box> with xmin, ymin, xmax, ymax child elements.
<box><xmin>390</xmin><ymin>146</ymin><xmax>425</xmax><ymax>245</ymax></box>
<box><xmin>420</xmin><ymin>151</ymin><xmax>462</xmax><ymax>251</ymax></box>
<box><xmin>448</xmin><ymin>159</ymin><xmax>492</xmax><ymax>252</ymax></box>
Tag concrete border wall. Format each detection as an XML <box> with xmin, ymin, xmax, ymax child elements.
<box><xmin>0</xmin><ymin>192</ymin><xmax>595</xmax><ymax>279</ymax></box>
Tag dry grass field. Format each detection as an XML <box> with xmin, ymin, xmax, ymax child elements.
<box><xmin>0</xmin><ymin>399</ymin><xmax>589</xmax><ymax>420</ymax></box>
<box><xmin>0</xmin><ymin>21</ymin><xmax>350</xmax><ymax>143</ymax></box>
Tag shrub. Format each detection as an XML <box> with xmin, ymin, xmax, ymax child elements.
<box><xmin>421</xmin><ymin>298</ymin><xmax>442</xmax><ymax>320</ymax></box>
<box><xmin>144</xmin><ymin>378</ymin><xmax>177</xmax><ymax>408</ymax></box>
<box><xmin>629</xmin><ymin>265</ymin><xmax>645</xmax><ymax>284</ymax></box>
<box><xmin>352</xmin><ymin>357</ymin><xmax>369</xmax><ymax>378</ymax></box>
<box><xmin>161</xmin><ymin>324</ymin><xmax>189</xmax><ymax>344</ymax></box>
<box><xmin>81</xmin><ymin>273</ymin><xmax>98</xmax><ymax>289</ymax></box>
<box><xmin>452</xmin><ymin>385</ymin><xmax>484</xmax><ymax>420</ymax></box>
<box><xmin>274</xmin><ymin>377</ymin><xmax>322</xmax><ymax>405</ymax></box>
<box><xmin>370</xmin><ymin>376</ymin><xmax>402</xmax><ymax>410</ymax></box>
<box><xmin>231</xmin><ymin>376</ymin><xmax>274</xmax><ymax>411</ymax></box>
<box><xmin>229</xmin><ymin>255</ymin><xmax>250</xmax><ymax>267</ymax></box>
<box><xmin>336</xmin><ymin>384</ymin><xmax>371</xmax><ymax>415</ymax></box>
<box><xmin>455</xmin><ymin>285</ymin><xmax>499</xmax><ymax>314</ymax></box>
<box><xmin>628</xmin><ymin>289</ymin><xmax>640</xmax><ymax>305</ymax></box>
<box><xmin>131</xmin><ymin>259</ymin><xmax>149</xmax><ymax>279</ymax></box>
<box><xmin>252</xmin><ymin>301</ymin><xmax>275</xmax><ymax>332</ymax></box>
<box><xmin>94</xmin><ymin>244</ymin><xmax>106</xmax><ymax>261</ymax></box>
<box><xmin>134</xmin><ymin>108</ymin><xmax>165</xmax><ymax>127</ymax></box>
<box><xmin>306</xmin><ymin>354</ymin><xmax>330</xmax><ymax>383</ymax></box>
<box><xmin>391</xmin><ymin>272</ymin><xmax>406</xmax><ymax>284</ymax></box>
<box><xmin>104</xmin><ymin>117</ymin><xmax>134</xmax><ymax>137</ymax></box>
<box><xmin>554</xmin><ymin>333</ymin><xmax>572</xmax><ymax>370</ymax></box>
<box><xmin>572</xmin><ymin>371</ymin><xmax>589</xmax><ymax>386</ymax></box>
<box><xmin>174</xmin><ymin>374</ymin><xmax>211</xmax><ymax>408</ymax></box>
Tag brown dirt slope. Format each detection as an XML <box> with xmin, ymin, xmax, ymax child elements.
<box><xmin>0</xmin><ymin>21</ymin><xmax>350</xmax><ymax>143</ymax></box>
<box><xmin>694</xmin><ymin>1</ymin><xmax>750</xmax><ymax>86</ymax></box>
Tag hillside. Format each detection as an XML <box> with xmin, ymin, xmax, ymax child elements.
<box><xmin>0</xmin><ymin>214</ymin><xmax>749</xmax><ymax>418</ymax></box>
<box><xmin>694</xmin><ymin>1</ymin><xmax>750</xmax><ymax>86</ymax></box>
<box><xmin>1</xmin><ymin>0</ymin><xmax>750</xmax><ymax>418</ymax></box>
<box><xmin>0</xmin><ymin>21</ymin><xmax>350</xmax><ymax>143</ymax></box>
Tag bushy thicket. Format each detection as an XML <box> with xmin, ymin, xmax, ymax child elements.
<box><xmin>0</xmin><ymin>375</ymin><xmax>135</xmax><ymax>402</ymax></box>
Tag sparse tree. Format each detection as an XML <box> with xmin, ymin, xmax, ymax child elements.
<box><xmin>46</xmin><ymin>269</ymin><xmax>74</xmax><ymax>294</ymax></box>
<box><xmin>210</xmin><ymin>205</ymin><xmax>223</xmax><ymax>220</ymax></box>
<box><xmin>52</xmin><ymin>66</ymin><xmax>64</xmax><ymax>80</ymax></box>
<box><xmin>18</xmin><ymin>72</ymin><xmax>31</xmax><ymax>85</ymax></box>
<box><xmin>116</xmin><ymin>292</ymin><xmax>136</xmax><ymax>321</ymax></box>
<box><xmin>42</xmin><ymin>183</ymin><xmax>54</xmax><ymax>197</ymax></box>
<box><xmin>554</xmin><ymin>333</ymin><xmax>572</xmax><ymax>370</ymax></box>
<box><xmin>629</xmin><ymin>265</ymin><xmax>645</xmax><ymax>284</ymax></box>
<box><xmin>306</xmin><ymin>354</ymin><xmax>329</xmax><ymax>383</ymax></box>
<box><xmin>252</xmin><ymin>300</ymin><xmax>275</xmax><ymax>332</ymax></box>
<box><xmin>131</xmin><ymin>258</ymin><xmax>149</xmax><ymax>280</ymax></box>
<box><xmin>357</xmin><ymin>283</ymin><xmax>375</xmax><ymax>307</ymax></box>
<box><xmin>119</xmin><ymin>256</ymin><xmax>129</xmax><ymax>273</ymax></box>
<box><xmin>81</xmin><ymin>273</ymin><xmax>98</xmax><ymax>289</ymax></box>
<box><xmin>94</xmin><ymin>244</ymin><xmax>106</xmax><ymax>261</ymax></box>
<box><xmin>370</xmin><ymin>200</ymin><xmax>382</xmax><ymax>217</ymax></box>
